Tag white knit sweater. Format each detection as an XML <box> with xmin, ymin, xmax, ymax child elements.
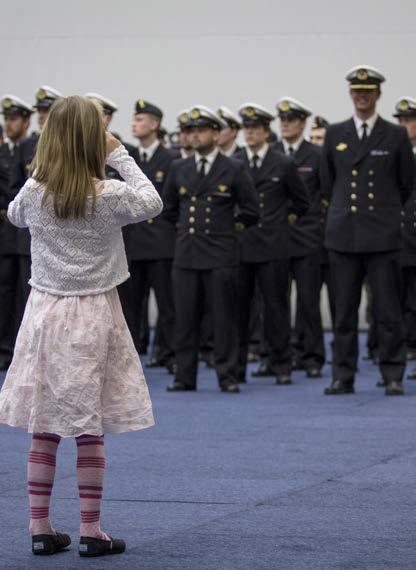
<box><xmin>7</xmin><ymin>145</ymin><xmax>163</xmax><ymax>296</ymax></box>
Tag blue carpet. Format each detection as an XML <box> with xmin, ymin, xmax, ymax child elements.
<box><xmin>1</xmin><ymin>334</ymin><xmax>416</xmax><ymax>569</ymax></box>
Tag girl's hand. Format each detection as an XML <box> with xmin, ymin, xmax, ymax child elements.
<box><xmin>106</xmin><ymin>132</ymin><xmax>122</xmax><ymax>156</ymax></box>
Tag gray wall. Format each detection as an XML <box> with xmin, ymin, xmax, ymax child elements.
<box><xmin>2</xmin><ymin>0</ymin><xmax>415</xmax><ymax>142</ymax></box>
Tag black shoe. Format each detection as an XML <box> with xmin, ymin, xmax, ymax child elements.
<box><xmin>32</xmin><ymin>532</ymin><xmax>71</xmax><ymax>555</ymax></box>
<box><xmin>220</xmin><ymin>383</ymin><xmax>240</xmax><ymax>393</ymax></box>
<box><xmin>146</xmin><ymin>357</ymin><xmax>165</xmax><ymax>368</ymax></box>
<box><xmin>276</xmin><ymin>374</ymin><xmax>292</xmax><ymax>385</ymax></box>
<box><xmin>166</xmin><ymin>381</ymin><xmax>196</xmax><ymax>392</ymax></box>
<box><xmin>79</xmin><ymin>536</ymin><xmax>126</xmax><ymax>557</ymax></box>
<box><xmin>324</xmin><ymin>380</ymin><xmax>354</xmax><ymax>395</ymax></box>
<box><xmin>407</xmin><ymin>369</ymin><xmax>416</xmax><ymax>380</ymax></box>
<box><xmin>385</xmin><ymin>381</ymin><xmax>404</xmax><ymax>396</ymax></box>
<box><xmin>376</xmin><ymin>378</ymin><xmax>387</xmax><ymax>387</ymax></box>
<box><xmin>306</xmin><ymin>367</ymin><xmax>322</xmax><ymax>379</ymax></box>
<box><xmin>252</xmin><ymin>361</ymin><xmax>273</xmax><ymax>377</ymax></box>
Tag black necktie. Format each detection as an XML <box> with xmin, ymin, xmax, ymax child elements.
<box><xmin>288</xmin><ymin>146</ymin><xmax>294</xmax><ymax>156</ymax></box>
<box><xmin>251</xmin><ymin>154</ymin><xmax>259</xmax><ymax>171</ymax></box>
<box><xmin>142</xmin><ymin>151</ymin><xmax>148</xmax><ymax>163</ymax></box>
<box><xmin>198</xmin><ymin>158</ymin><xmax>207</xmax><ymax>178</ymax></box>
<box><xmin>361</xmin><ymin>123</ymin><xmax>368</xmax><ymax>144</ymax></box>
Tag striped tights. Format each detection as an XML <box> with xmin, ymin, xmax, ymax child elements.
<box><xmin>28</xmin><ymin>433</ymin><xmax>108</xmax><ymax>539</ymax></box>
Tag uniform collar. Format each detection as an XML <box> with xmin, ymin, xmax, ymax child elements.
<box><xmin>353</xmin><ymin>113</ymin><xmax>378</xmax><ymax>136</ymax></box>
<box><xmin>194</xmin><ymin>146</ymin><xmax>219</xmax><ymax>167</ymax></box>
<box><xmin>281</xmin><ymin>136</ymin><xmax>304</xmax><ymax>155</ymax></box>
<box><xmin>137</xmin><ymin>138</ymin><xmax>160</xmax><ymax>161</ymax></box>
<box><xmin>246</xmin><ymin>143</ymin><xmax>269</xmax><ymax>163</ymax></box>
<box><xmin>220</xmin><ymin>141</ymin><xmax>238</xmax><ymax>157</ymax></box>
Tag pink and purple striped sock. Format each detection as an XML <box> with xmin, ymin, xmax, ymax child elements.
<box><xmin>28</xmin><ymin>433</ymin><xmax>61</xmax><ymax>535</ymax></box>
<box><xmin>76</xmin><ymin>434</ymin><xmax>109</xmax><ymax>540</ymax></box>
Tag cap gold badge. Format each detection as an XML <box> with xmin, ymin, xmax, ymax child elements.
<box><xmin>279</xmin><ymin>101</ymin><xmax>290</xmax><ymax>112</ymax></box>
<box><xmin>179</xmin><ymin>186</ymin><xmax>187</xmax><ymax>196</ymax></box>
<box><xmin>3</xmin><ymin>98</ymin><xmax>12</xmax><ymax>109</ymax></box>
<box><xmin>37</xmin><ymin>88</ymin><xmax>46</xmax><ymax>100</ymax></box>
<box><xmin>399</xmin><ymin>99</ymin><xmax>409</xmax><ymax>111</ymax></box>
<box><xmin>357</xmin><ymin>69</ymin><xmax>368</xmax><ymax>81</ymax></box>
<box><xmin>336</xmin><ymin>142</ymin><xmax>348</xmax><ymax>152</ymax></box>
<box><xmin>218</xmin><ymin>184</ymin><xmax>228</xmax><ymax>193</ymax></box>
<box><xmin>191</xmin><ymin>108</ymin><xmax>201</xmax><ymax>119</ymax></box>
<box><xmin>217</xmin><ymin>108</ymin><xmax>224</xmax><ymax>117</ymax></box>
<box><xmin>179</xmin><ymin>113</ymin><xmax>189</xmax><ymax>124</ymax></box>
<box><xmin>138</xmin><ymin>100</ymin><xmax>145</xmax><ymax>109</ymax></box>
<box><xmin>244</xmin><ymin>107</ymin><xmax>255</xmax><ymax>117</ymax></box>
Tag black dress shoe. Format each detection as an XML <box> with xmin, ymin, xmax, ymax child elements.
<box><xmin>166</xmin><ymin>382</ymin><xmax>196</xmax><ymax>392</ymax></box>
<box><xmin>32</xmin><ymin>532</ymin><xmax>71</xmax><ymax>555</ymax></box>
<box><xmin>407</xmin><ymin>369</ymin><xmax>416</xmax><ymax>380</ymax></box>
<box><xmin>376</xmin><ymin>378</ymin><xmax>387</xmax><ymax>387</ymax></box>
<box><xmin>220</xmin><ymin>383</ymin><xmax>240</xmax><ymax>393</ymax></box>
<box><xmin>306</xmin><ymin>367</ymin><xmax>322</xmax><ymax>379</ymax></box>
<box><xmin>385</xmin><ymin>381</ymin><xmax>404</xmax><ymax>396</ymax></box>
<box><xmin>276</xmin><ymin>374</ymin><xmax>292</xmax><ymax>385</ymax></box>
<box><xmin>252</xmin><ymin>361</ymin><xmax>273</xmax><ymax>377</ymax></box>
<box><xmin>79</xmin><ymin>536</ymin><xmax>126</xmax><ymax>557</ymax></box>
<box><xmin>324</xmin><ymin>380</ymin><xmax>354</xmax><ymax>395</ymax></box>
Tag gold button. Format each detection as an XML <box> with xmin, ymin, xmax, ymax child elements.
<box><xmin>259</xmin><ymin>193</ymin><xmax>265</xmax><ymax>198</ymax></box>
<box><xmin>189</xmin><ymin>217</ymin><xmax>195</xmax><ymax>223</ymax></box>
<box><xmin>351</xmin><ymin>181</ymin><xmax>357</xmax><ymax>188</ymax></box>
<box><xmin>205</xmin><ymin>229</ymin><xmax>210</xmax><ymax>234</ymax></box>
<box><xmin>413</xmin><ymin>222</ymin><xmax>416</xmax><ymax>228</ymax></box>
<box><xmin>207</xmin><ymin>196</ymin><xmax>212</xmax><ymax>202</ymax></box>
<box><xmin>260</xmin><ymin>203</ymin><xmax>264</xmax><ymax>208</ymax></box>
<box><xmin>369</xmin><ymin>170</ymin><xmax>374</xmax><ymax>175</ymax></box>
<box><xmin>206</xmin><ymin>207</ymin><xmax>211</xmax><ymax>213</ymax></box>
<box><xmin>352</xmin><ymin>169</ymin><xmax>358</xmax><ymax>176</ymax></box>
<box><xmin>401</xmin><ymin>222</ymin><xmax>405</xmax><ymax>228</ymax></box>
<box><xmin>351</xmin><ymin>205</ymin><xmax>357</xmax><ymax>213</ymax></box>
<box><xmin>147</xmin><ymin>219</ymin><xmax>153</xmax><ymax>224</ymax></box>
<box><xmin>191</xmin><ymin>196</ymin><xmax>197</xmax><ymax>202</ymax></box>
<box><xmin>189</xmin><ymin>227</ymin><xmax>195</xmax><ymax>234</ymax></box>
<box><xmin>368</xmin><ymin>181</ymin><xmax>374</xmax><ymax>187</ymax></box>
<box><xmin>351</xmin><ymin>193</ymin><xmax>357</xmax><ymax>200</ymax></box>
<box><xmin>369</xmin><ymin>205</ymin><xmax>374</xmax><ymax>211</ymax></box>
<box><xmin>189</xmin><ymin>206</ymin><xmax>196</xmax><ymax>212</ymax></box>
<box><xmin>368</xmin><ymin>193</ymin><xmax>374</xmax><ymax>199</ymax></box>
<box><xmin>258</xmin><ymin>222</ymin><xmax>263</xmax><ymax>228</ymax></box>
<box><xmin>401</xmin><ymin>211</ymin><xmax>405</xmax><ymax>216</ymax></box>
<box><xmin>205</xmin><ymin>218</ymin><xmax>210</xmax><ymax>223</ymax></box>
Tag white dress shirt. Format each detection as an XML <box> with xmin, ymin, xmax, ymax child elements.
<box><xmin>282</xmin><ymin>137</ymin><xmax>304</xmax><ymax>156</ymax></box>
<box><xmin>353</xmin><ymin>113</ymin><xmax>378</xmax><ymax>140</ymax></box>
<box><xmin>194</xmin><ymin>147</ymin><xmax>219</xmax><ymax>175</ymax></box>
<box><xmin>221</xmin><ymin>142</ymin><xmax>238</xmax><ymax>157</ymax></box>
<box><xmin>137</xmin><ymin>139</ymin><xmax>160</xmax><ymax>162</ymax></box>
<box><xmin>246</xmin><ymin>143</ymin><xmax>269</xmax><ymax>168</ymax></box>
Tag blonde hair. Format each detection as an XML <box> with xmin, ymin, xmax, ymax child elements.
<box><xmin>33</xmin><ymin>96</ymin><xmax>106</xmax><ymax>219</ymax></box>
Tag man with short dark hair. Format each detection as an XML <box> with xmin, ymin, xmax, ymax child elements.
<box><xmin>236</xmin><ymin>103</ymin><xmax>310</xmax><ymax>386</ymax></box>
<box><xmin>321</xmin><ymin>66</ymin><xmax>415</xmax><ymax>396</ymax></box>
<box><xmin>217</xmin><ymin>107</ymin><xmax>243</xmax><ymax>156</ymax></box>
<box><xmin>163</xmin><ymin>105</ymin><xmax>259</xmax><ymax>393</ymax></box>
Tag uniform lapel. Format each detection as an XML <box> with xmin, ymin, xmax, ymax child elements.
<box><xmin>353</xmin><ymin>116</ymin><xmax>385</xmax><ymax>166</ymax></box>
<box><xmin>293</xmin><ymin>140</ymin><xmax>310</xmax><ymax>166</ymax></box>
<box><xmin>195</xmin><ymin>151</ymin><xmax>227</xmax><ymax>195</ymax></box>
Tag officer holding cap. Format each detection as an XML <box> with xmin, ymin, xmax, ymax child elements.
<box><xmin>321</xmin><ymin>66</ymin><xmax>415</xmax><ymax>396</ymax></box>
<box><xmin>163</xmin><ymin>105</ymin><xmax>259</xmax><ymax>393</ymax></box>
<box><xmin>217</xmin><ymin>106</ymin><xmax>243</xmax><ymax>156</ymax></box>
<box><xmin>236</xmin><ymin>103</ymin><xmax>309</xmax><ymax>386</ymax></box>
<box><xmin>392</xmin><ymin>97</ymin><xmax>416</xmax><ymax>375</ymax></box>
<box><xmin>0</xmin><ymin>95</ymin><xmax>34</xmax><ymax>370</ymax></box>
<box><xmin>118</xmin><ymin>99</ymin><xmax>176</xmax><ymax>373</ymax></box>
<box><xmin>275</xmin><ymin>97</ymin><xmax>325</xmax><ymax>378</ymax></box>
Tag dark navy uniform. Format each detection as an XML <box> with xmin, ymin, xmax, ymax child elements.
<box><xmin>276</xmin><ymin>98</ymin><xmax>325</xmax><ymax>376</ymax></box>
<box><xmin>321</xmin><ymin>66</ymin><xmax>415</xmax><ymax>395</ymax></box>
<box><xmin>163</xmin><ymin>106</ymin><xmax>259</xmax><ymax>392</ymax></box>
<box><xmin>118</xmin><ymin>100</ymin><xmax>176</xmax><ymax>369</ymax></box>
<box><xmin>236</xmin><ymin>103</ymin><xmax>310</xmax><ymax>384</ymax></box>
<box><xmin>0</xmin><ymin>95</ymin><xmax>34</xmax><ymax>368</ymax></box>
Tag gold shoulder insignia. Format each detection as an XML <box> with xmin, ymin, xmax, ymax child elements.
<box><xmin>218</xmin><ymin>184</ymin><xmax>228</xmax><ymax>193</ymax></box>
<box><xmin>336</xmin><ymin>142</ymin><xmax>348</xmax><ymax>152</ymax></box>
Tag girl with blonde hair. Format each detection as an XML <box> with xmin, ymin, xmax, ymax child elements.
<box><xmin>0</xmin><ymin>96</ymin><xmax>162</xmax><ymax>557</ymax></box>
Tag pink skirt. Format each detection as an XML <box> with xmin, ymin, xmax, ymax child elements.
<box><xmin>0</xmin><ymin>288</ymin><xmax>154</xmax><ymax>437</ymax></box>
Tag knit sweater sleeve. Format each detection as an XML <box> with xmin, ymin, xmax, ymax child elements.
<box><xmin>7</xmin><ymin>178</ymin><xmax>32</xmax><ymax>228</ymax></box>
<box><xmin>105</xmin><ymin>145</ymin><xmax>163</xmax><ymax>225</ymax></box>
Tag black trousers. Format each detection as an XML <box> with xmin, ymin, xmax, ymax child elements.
<box><xmin>291</xmin><ymin>254</ymin><xmax>325</xmax><ymax>369</ymax></box>
<box><xmin>0</xmin><ymin>254</ymin><xmax>31</xmax><ymax>362</ymax></box>
<box><xmin>320</xmin><ymin>262</ymin><xmax>336</xmax><ymax>330</ymax></box>
<box><xmin>118</xmin><ymin>259</ymin><xmax>175</xmax><ymax>362</ymax></box>
<box><xmin>172</xmin><ymin>266</ymin><xmax>238</xmax><ymax>388</ymax></box>
<box><xmin>238</xmin><ymin>260</ymin><xmax>291</xmax><ymax>380</ymax></box>
<box><xmin>329</xmin><ymin>250</ymin><xmax>405</xmax><ymax>384</ymax></box>
<box><xmin>402</xmin><ymin>265</ymin><xmax>416</xmax><ymax>351</ymax></box>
